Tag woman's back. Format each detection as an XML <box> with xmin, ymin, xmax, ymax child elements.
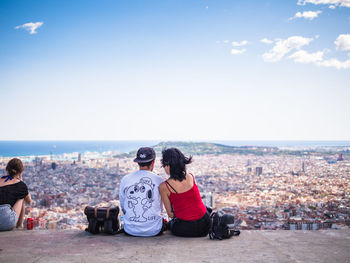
<box><xmin>0</xmin><ymin>180</ymin><xmax>28</xmax><ymax>207</ymax></box>
<box><xmin>0</xmin><ymin>161</ymin><xmax>29</xmax><ymax>208</ymax></box>
<box><xmin>165</xmin><ymin>174</ymin><xmax>206</xmax><ymax>221</ymax></box>
<box><xmin>166</xmin><ymin>173</ymin><xmax>193</xmax><ymax>193</ymax></box>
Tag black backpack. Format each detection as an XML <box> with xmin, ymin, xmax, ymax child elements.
<box><xmin>84</xmin><ymin>206</ymin><xmax>120</xmax><ymax>234</ymax></box>
<box><xmin>209</xmin><ymin>211</ymin><xmax>240</xmax><ymax>240</ymax></box>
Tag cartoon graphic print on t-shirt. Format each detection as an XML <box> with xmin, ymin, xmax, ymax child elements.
<box><xmin>124</xmin><ymin>177</ymin><xmax>155</xmax><ymax>222</ymax></box>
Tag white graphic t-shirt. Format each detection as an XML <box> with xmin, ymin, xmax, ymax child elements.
<box><xmin>119</xmin><ymin>170</ymin><xmax>165</xmax><ymax>236</ymax></box>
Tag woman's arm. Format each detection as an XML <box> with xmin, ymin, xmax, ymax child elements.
<box><xmin>24</xmin><ymin>193</ymin><xmax>32</xmax><ymax>205</ymax></box>
<box><xmin>159</xmin><ymin>182</ymin><xmax>174</xmax><ymax>218</ymax></box>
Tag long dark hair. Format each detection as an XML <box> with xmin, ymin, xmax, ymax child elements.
<box><xmin>161</xmin><ymin>148</ymin><xmax>192</xmax><ymax>181</ymax></box>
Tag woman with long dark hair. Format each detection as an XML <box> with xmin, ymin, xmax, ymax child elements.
<box><xmin>159</xmin><ymin>148</ymin><xmax>210</xmax><ymax>237</ymax></box>
<box><xmin>0</xmin><ymin>158</ymin><xmax>31</xmax><ymax>230</ymax></box>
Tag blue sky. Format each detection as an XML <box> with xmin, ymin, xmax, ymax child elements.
<box><xmin>1</xmin><ymin>0</ymin><xmax>350</xmax><ymax>140</ymax></box>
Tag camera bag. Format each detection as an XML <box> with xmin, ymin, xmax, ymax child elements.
<box><xmin>84</xmin><ymin>206</ymin><xmax>120</xmax><ymax>234</ymax></box>
<box><xmin>209</xmin><ymin>210</ymin><xmax>240</xmax><ymax>240</ymax></box>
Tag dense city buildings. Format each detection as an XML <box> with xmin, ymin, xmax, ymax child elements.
<box><xmin>0</xmin><ymin>146</ymin><xmax>349</xmax><ymax>230</ymax></box>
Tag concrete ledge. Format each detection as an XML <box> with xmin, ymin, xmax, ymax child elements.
<box><xmin>1</xmin><ymin>230</ymin><xmax>350</xmax><ymax>263</ymax></box>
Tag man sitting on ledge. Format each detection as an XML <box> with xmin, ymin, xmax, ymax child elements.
<box><xmin>119</xmin><ymin>147</ymin><xmax>165</xmax><ymax>236</ymax></box>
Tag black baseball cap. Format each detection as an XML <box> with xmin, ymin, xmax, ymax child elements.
<box><xmin>133</xmin><ymin>147</ymin><xmax>156</xmax><ymax>163</ymax></box>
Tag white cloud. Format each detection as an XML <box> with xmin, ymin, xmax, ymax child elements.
<box><xmin>232</xmin><ymin>40</ymin><xmax>248</xmax><ymax>47</ymax></box>
<box><xmin>263</xmin><ymin>34</ymin><xmax>350</xmax><ymax>69</ymax></box>
<box><xmin>231</xmin><ymin>48</ymin><xmax>246</xmax><ymax>55</ymax></box>
<box><xmin>334</xmin><ymin>34</ymin><xmax>350</xmax><ymax>51</ymax></box>
<box><xmin>292</xmin><ymin>10</ymin><xmax>322</xmax><ymax>20</ymax></box>
<box><xmin>260</xmin><ymin>38</ymin><xmax>273</xmax><ymax>44</ymax></box>
<box><xmin>318</xmin><ymin>58</ymin><xmax>350</xmax><ymax>69</ymax></box>
<box><xmin>216</xmin><ymin>40</ymin><xmax>230</xmax><ymax>44</ymax></box>
<box><xmin>297</xmin><ymin>0</ymin><xmax>350</xmax><ymax>8</ymax></box>
<box><xmin>288</xmin><ymin>50</ymin><xmax>325</xmax><ymax>63</ymax></box>
<box><xmin>288</xmin><ymin>48</ymin><xmax>350</xmax><ymax>69</ymax></box>
<box><xmin>15</xmin><ymin>22</ymin><xmax>43</xmax><ymax>34</ymax></box>
<box><xmin>262</xmin><ymin>36</ymin><xmax>313</xmax><ymax>62</ymax></box>
<box><xmin>293</xmin><ymin>50</ymin><xmax>350</xmax><ymax>69</ymax></box>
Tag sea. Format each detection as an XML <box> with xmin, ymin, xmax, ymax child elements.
<box><xmin>0</xmin><ymin>140</ymin><xmax>350</xmax><ymax>158</ymax></box>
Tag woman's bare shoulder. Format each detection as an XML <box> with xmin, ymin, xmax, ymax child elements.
<box><xmin>159</xmin><ymin>181</ymin><xmax>167</xmax><ymax>191</ymax></box>
<box><xmin>186</xmin><ymin>173</ymin><xmax>195</xmax><ymax>180</ymax></box>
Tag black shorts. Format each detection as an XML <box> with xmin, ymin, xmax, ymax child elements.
<box><xmin>168</xmin><ymin>212</ymin><xmax>210</xmax><ymax>237</ymax></box>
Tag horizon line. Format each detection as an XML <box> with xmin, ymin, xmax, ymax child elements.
<box><xmin>1</xmin><ymin>139</ymin><xmax>350</xmax><ymax>141</ymax></box>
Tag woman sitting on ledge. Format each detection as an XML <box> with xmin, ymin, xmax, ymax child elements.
<box><xmin>159</xmin><ymin>148</ymin><xmax>210</xmax><ymax>237</ymax></box>
<box><xmin>0</xmin><ymin>158</ymin><xmax>31</xmax><ymax>231</ymax></box>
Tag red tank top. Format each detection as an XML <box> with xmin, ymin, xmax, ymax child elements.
<box><xmin>165</xmin><ymin>175</ymin><xmax>207</xmax><ymax>221</ymax></box>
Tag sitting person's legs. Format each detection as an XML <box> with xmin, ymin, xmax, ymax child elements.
<box><xmin>13</xmin><ymin>198</ymin><xmax>25</xmax><ymax>228</ymax></box>
<box><xmin>169</xmin><ymin>212</ymin><xmax>210</xmax><ymax>237</ymax></box>
<box><xmin>0</xmin><ymin>204</ymin><xmax>18</xmax><ymax>231</ymax></box>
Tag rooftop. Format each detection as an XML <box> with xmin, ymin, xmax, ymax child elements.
<box><xmin>1</xmin><ymin>229</ymin><xmax>349</xmax><ymax>262</ymax></box>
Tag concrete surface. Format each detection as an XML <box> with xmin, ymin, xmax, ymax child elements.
<box><xmin>0</xmin><ymin>229</ymin><xmax>350</xmax><ymax>263</ymax></box>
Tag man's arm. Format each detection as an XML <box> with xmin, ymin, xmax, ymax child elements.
<box><xmin>119</xmin><ymin>180</ymin><xmax>125</xmax><ymax>214</ymax></box>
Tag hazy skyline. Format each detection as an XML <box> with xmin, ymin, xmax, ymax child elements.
<box><xmin>1</xmin><ymin>0</ymin><xmax>350</xmax><ymax>141</ymax></box>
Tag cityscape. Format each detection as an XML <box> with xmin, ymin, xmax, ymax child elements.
<box><xmin>1</xmin><ymin>142</ymin><xmax>349</xmax><ymax>231</ymax></box>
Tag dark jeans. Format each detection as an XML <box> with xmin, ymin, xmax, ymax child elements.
<box><xmin>168</xmin><ymin>211</ymin><xmax>210</xmax><ymax>237</ymax></box>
